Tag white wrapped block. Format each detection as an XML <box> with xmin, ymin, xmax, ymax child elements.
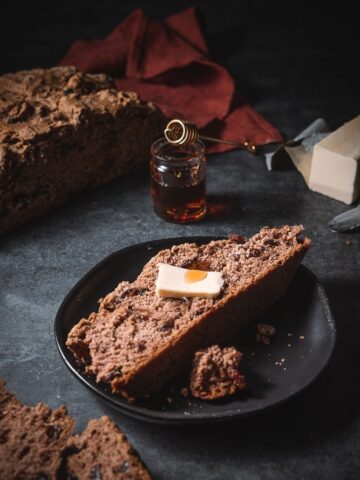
<box><xmin>309</xmin><ymin>116</ymin><xmax>360</xmax><ymax>204</ymax></box>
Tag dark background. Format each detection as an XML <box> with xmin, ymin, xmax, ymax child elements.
<box><xmin>1</xmin><ymin>1</ymin><xmax>359</xmax><ymax>479</ymax></box>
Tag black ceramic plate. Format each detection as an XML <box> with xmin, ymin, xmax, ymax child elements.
<box><xmin>55</xmin><ymin>237</ymin><xmax>336</xmax><ymax>424</ymax></box>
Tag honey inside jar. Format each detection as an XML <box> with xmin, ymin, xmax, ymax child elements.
<box><xmin>150</xmin><ymin>138</ymin><xmax>207</xmax><ymax>223</ymax></box>
<box><xmin>184</xmin><ymin>269</ymin><xmax>208</xmax><ymax>283</ymax></box>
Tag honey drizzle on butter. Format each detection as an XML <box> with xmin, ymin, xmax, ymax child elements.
<box><xmin>184</xmin><ymin>269</ymin><xmax>207</xmax><ymax>283</ymax></box>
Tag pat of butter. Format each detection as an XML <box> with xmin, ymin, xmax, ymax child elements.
<box><xmin>309</xmin><ymin>116</ymin><xmax>360</xmax><ymax>204</ymax></box>
<box><xmin>156</xmin><ymin>263</ymin><xmax>223</xmax><ymax>299</ymax></box>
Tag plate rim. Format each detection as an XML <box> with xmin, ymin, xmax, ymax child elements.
<box><xmin>54</xmin><ymin>236</ymin><xmax>337</xmax><ymax>425</ymax></box>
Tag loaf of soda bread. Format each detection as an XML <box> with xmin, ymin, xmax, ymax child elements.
<box><xmin>0</xmin><ymin>66</ymin><xmax>165</xmax><ymax>234</ymax></box>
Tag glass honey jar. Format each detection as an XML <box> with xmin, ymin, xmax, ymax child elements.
<box><xmin>151</xmin><ymin>138</ymin><xmax>206</xmax><ymax>223</ymax></box>
<box><xmin>150</xmin><ymin>138</ymin><xmax>207</xmax><ymax>223</ymax></box>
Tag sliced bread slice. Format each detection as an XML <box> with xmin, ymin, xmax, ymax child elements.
<box><xmin>0</xmin><ymin>381</ymin><xmax>74</xmax><ymax>480</ymax></box>
<box><xmin>66</xmin><ymin>225</ymin><xmax>310</xmax><ymax>399</ymax></box>
<box><xmin>66</xmin><ymin>416</ymin><xmax>152</xmax><ymax>479</ymax></box>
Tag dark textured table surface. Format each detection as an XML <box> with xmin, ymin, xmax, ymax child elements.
<box><xmin>1</xmin><ymin>1</ymin><xmax>359</xmax><ymax>479</ymax></box>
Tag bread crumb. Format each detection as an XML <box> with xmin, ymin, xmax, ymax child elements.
<box><xmin>256</xmin><ymin>323</ymin><xmax>276</xmax><ymax>345</ymax></box>
<box><xmin>180</xmin><ymin>387</ymin><xmax>189</xmax><ymax>398</ymax></box>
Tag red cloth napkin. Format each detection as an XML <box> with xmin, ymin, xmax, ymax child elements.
<box><xmin>60</xmin><ymin>8</ymin><xmax>283</xmax><ymax>153</ymax></box>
